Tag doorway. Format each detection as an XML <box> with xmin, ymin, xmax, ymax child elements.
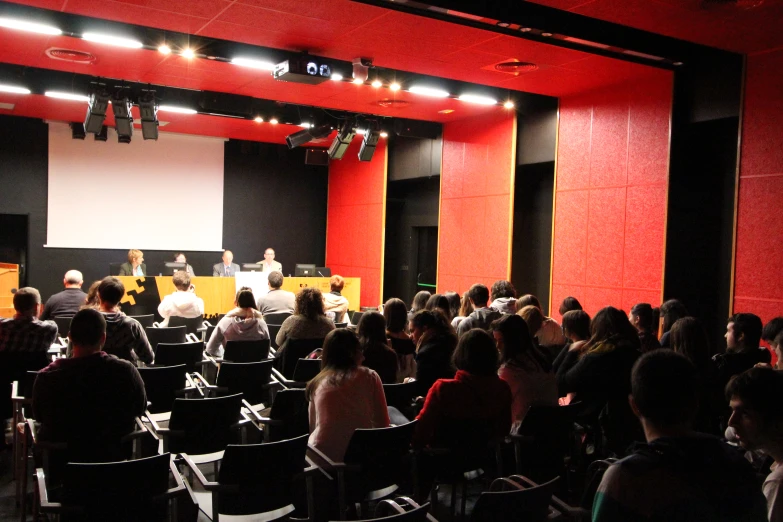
<box><xmin>414</xmin><ymin>226</ymin><xmax>438</xmax><ymax>297</ymax></box>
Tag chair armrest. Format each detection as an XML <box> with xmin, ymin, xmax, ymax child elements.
<box><xmin>307</xmin><ymin>444</ymin><xmax>344</xmax><ymax>469</ymax></box>
<box><xmin>36</xmin><ymin>468</ymin><xmax>62</xmax><ymax>510</ymax></box>
<box><xmin>26</xmin><ymin>419</ymin><xmax>38</xmax><ymax>445</ymax></box>
<box><xmin>185</xmin><ymin>333</ymin><xmax>199</xmax><ymax>343</ymax></box>
<box><xmin>270</xmin><ymin>367</ymin><xmax>292</xmax><ymax>388</ymax></box>
<box><xmin>152</xmin><ymin>322</ymin><xmax>161</xmax><ymax>328</ymax></box>
<box><xmin>204</xmin><ymin>354</ymin><xmax>222</xmax><ymax>367</ymax></box>
<box><xmin>184</xmin><ymin>373</ymin><xmax>205</xmax><ymax>398</ymax></box>
<box><xmin>11</xmin><ymin>380</ymin><xmax>20</xmax><ymax>401</ymax></box>
<box><xmin>241</xmin><ymin>399</ymin><xmax>266</xmax><ymax>423</ymax></box>
<box><xmin>180</xmin><ymin>453</ymin><xmax>219</xmax><ymax>489</ymax></box>
<box><xmin>120</xmin><ymin>417</ymin><xmax>149</xmax><ymax>443</ymax></box>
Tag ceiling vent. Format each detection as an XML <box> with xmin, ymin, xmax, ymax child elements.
<box><xmin>700</xmin><ymin>0</ymin><xmax>764</xmax><ymax>9</ymax></box>
<box><xmin>376</xmin><ymin>99</ymin><xmax>411</xmax><ymax>108</ymax></box>
<box><xmin>45</xmin><ymin>48</ymin><xmax>96</xmax><ymax>64</ymax></box>
<box><xmin>485</xmin><ymin>61</ymin><xmax>539</xmax><ymax>75</ymax></box>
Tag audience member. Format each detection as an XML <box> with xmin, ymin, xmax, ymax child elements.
<box><xmin>322</xmin><ymin>275</ymin><xmax>350</xmax><ymax>323</ymax></box>
<box><xmin>773</xmin><ymin>330</ymin><xmax>783</xmax><ymax>370</ymax></box>
<box><xmin>763</xmin><ymin>317</ymin><xmax>783</xmax><ymax>367</ymax></box>
<box><xmin>456</xmin><ymin>284</ymin><xmax>502</xmax><ymax>336</ymax></box>
<box><xmin>516</xmin><ymin>294</ymin><xmax>565</xmax><ymax>347</ymax></box>
<box><xmin>557</xmin><ymin>307</ymin><xmax>641</xmax><ymax>453</ymax></box>
<box><xmin>357</xmin><ymin>311</ymin><xmax>398</xmax><ymax>384</ymax></box>
<box><xmin>258</xmin><ymin>247</ymin><xmax>282</xmax><ymax>273</ymax></box>
<box><xmin>558</xmin><ymin>296</ymin><xmax>583</xmax><ymax>316</ymax></box>
<box><xmin>629</xmin><ymin>303</ymin><xmax>661</xmax><ymax>353</ymax></box>
<box><xmin>409</xmin><ymin>309</ymin><xmax>458</xmax><ymax>396</ymax></box>
<box><xmin>276</xmin><ymin>288</ymin><xmax>335</xmax><ymax>348</ymax></box>
<box><xmin>726</xmin><ymin>367</ymin><xmax>783</xmax><ymax>521</ymax></box>
<box><xmin>659</xmin><ymin>299</ymin><xmax>688</xmax><ymax>348</ymax></box>
<box><xmin>450</xmin><ymin>292</ymin><xmax>473</xmax><ymax>330</ymax></box>
<box><xmin>206</xmin><ymin>288</ymin><xmax>269</xmax><ymax>357</ymax></box>
<box><xmin>715</xmin><ymin>313</ymin><xmax>771</xmax><ymax>389</ymax></box>
<box><xmin>489</xmin><ymin>280</ymin><xmax>517</xmax><ymax>314</ymax></box>
<box><xmin>425</xmin><ymin>293</ymin><xmax>451</xmax><ymax>321</ymax></box>
<box><xmin>256</xmin><ymin>271</ymin><xmax>295</xmax><ymax>315</ymax></box>
<box><xmin>553</xmin><ymin>310</ymin><xmax>591</xmax><ymax>372</ymax></box>
<box><xmin>157</xmin><ymin>270</ymin><xmax>204</xmax><ymax>326</ymax></box>
<box><xmin>83</xmin><ymin>280</ymin><xmax>101</xmax><ymax>309</ymax></box>
<box><xmin>593</xmin><ymin>350</ymin><xmax>767</xmax><ymax>521</ymax></box>
<box><xmin>118</xmin><ymin>249</ymin><xmax>145</xmax><ymax>276</ymax></box>
<box><xmin>517</xmin><ymin>305</ymin><xmax>544</xmax><ymax>344</ymax></box>
<box><xmin>384</xmin><ymin>298</ymin><xmax>416</xmax><ymax>380</ymax></box>
<box><xmin>306</xmin><ymin>329</ymin><xmax>390</xmax><ymax>463</ymax></box>
<box><xmin>0</xmin><ymin>287</ymin><xmax>58</xmax><ymax>355</ymax></box>
<box><xmin>95</xmin><ymin>277</ymin><xmax>153</xmax><ymax>365</ymax></box>
<box><xmin>444</xmin><ymin>292</ymin><xmax>461</xmax><ymax>323</ymax></box>
<box><xmin>40</xmin><ymin>270</ymin><xmax>87</xmax><ymax>320</ymax></box>
<box><xmin>493</xmin><ymin>314</ymin><xmax>557</xmax><ymax>428</ymax></box>
<box><xmin>670</xmin><ymin>317</ymin><xmax>723</xmax><ymax>435</ymax></box>
<box><xmin>173</xmin><ymin>252</ymin><xmax>195</xmax><ymax>276</ymax></box>
<box><xmin>212</xmin><ymin>250</ymin><xmax>240</xmax><ymax>277</ymax></box>
<box><xmin>409</xmin><ymin>291</ymin><xmax>431</xmax><ymax>322</ymax></box>
<box><xmin>32</xmin><ymin>308</ymin><xmax>146</xmax><ymax>462</ymax></box>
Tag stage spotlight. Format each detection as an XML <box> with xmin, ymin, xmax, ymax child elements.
<box><xmin>70</xmin><ymin>122</ymin><xmax>86</xmax><ymax>140</ymax></box>
<box><xmin>358</xmin><ymin>125</ymin><xmax>380</xmax><ymax>162</ymax></box>
<box><xmin>94</xmin><ymin>125</ymin><xmax>108</xmax><ymax>141</ymax></box>
<box><xmin>112</xmin><ymin>93</ymin><xmax>133</xmax><ymax>144</ymax></box>
<box><xmin>84</xmin><ymin>90</ymin><xmax>110</xmax><ymax>134</ymax></box>
<box><xmin>328</xmin><ymin>120</ymin><xmax>356</xmax><ymax>160</ymax></box>
<box><xmin>138</xmin><ymin>92</ymin><xmax>159</xmax><ymax>140</ymax></box>
<box><xmin>286</xmin><ymin>128</ymin><xmax>313</xmax><ymax>149</ymax></box>
<box><xmin>310</xmin><ymin>124</ymin><xmax>333</xmax><ymax>140</ymax></box>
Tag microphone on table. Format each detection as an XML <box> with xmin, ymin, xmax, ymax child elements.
<box><xmin>317</xmin><ymin>271</ymin><xmax>325</xmax><ymax>277</ymax></box>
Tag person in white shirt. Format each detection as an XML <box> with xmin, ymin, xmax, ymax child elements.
<box><xmin>258</xmin><ymin>248</ymin><xmax>282</xmax><ymax>273</ymax></box>
<box><xmin>157</xmin><ymin>271</ymin><xmax>205</xmax><ymax>326</ymax></box>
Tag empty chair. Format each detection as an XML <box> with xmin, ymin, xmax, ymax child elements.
<box><xmin>129</xmin><ymin>314</ymin><xmax>155</xmax><ymax>328</ymax></box>
<box><xmin>471</xmin><ymin>475</ymin><xmax>559</xmax><ymax>522</ymax></box>
<box><xmin>276</xmin><ymin>338</ymin><xmax>324</xmax><ymax>379</ymax></box>
<box><xmin>145</xmin><ymin>326</ymin><xmax>187</xmax><ymax>353</ymax></box>
<box><xmin>154</xmin><ymin>341</ymin><xmax>207</xmax><ymax>373</ymax></box>
<box><xmin>383</xmin><ymin>382</ymin><xmax>419</xmax><ymax>418</ymax></box>
<box><xmin>137</xmin><ymin>365</ymin><xmax>190</xmax><ymax>414</ymax></box>
<box><xmin>168</xmin><ymin>315</ymin><xmax>208</xmax><ymax>336</ymax></box>
<box><xmin>223</xmin><ymin>339</ymin><xmax>271</xmax><ymax>363</ymax></box>
<box><xmin>263</xmin><ymin>312</ymin><xmax>292</xmax><ymax>326</ymax></box>
<box><xmin>340</xmin><ymin>498</ymin><xmax>434</xmax><ymax>522</ymax></box>
<box><xmin>268</xmin><ymin>324</ymin><xmax>283</xmax><ymax>349</ymax></box>
<box><xmin>182</xmin><ymin>434</ymin><xmax>315</xmax><ymax>522</ymax></box>
<box><xmin>250</xmin><ymin>388</ymin><xmax>309</xmax><ymax>443</ymax></box>
<box><xmin>292</xmin><ymin>358</ymin><xmax>322</xmax><ymax>383</ymax></box>
<box><xmin>512</xmin><ymin>405</ymin><xmax>577</xmax><ymax>482</ymax></box>
<box><xmin>203</xmin><ymin>360</ymin><xmax>276</xmax><ymax>407</ymax></box>
<box><xmin>203</xmin><ymin>324</ymin><xmax>216</xmax><ymax>343</ymax></box>
<box><xmin>36</xmin><ymin>453</ymin><xmax>187</xmax><ymax>522</ymax></box>
<box><xmin>52</xmin><ymin>316</ymin><xmax>72</xmax><ymax>337</ymax></box>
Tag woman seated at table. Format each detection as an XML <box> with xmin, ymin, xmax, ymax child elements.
<box><xmin>275</xmin><ymin>287</ymin><xmax>335</xmax><ymax>348</ymax></box>
<box><xmin>206</xmin><ymin>287</ymin><xmax>269</xmax><ymax>357</ymax></box>
<box><xmin>118</xmin><ymin>249</ymin><xmax>145</xmax><ymax>276</ymax></box>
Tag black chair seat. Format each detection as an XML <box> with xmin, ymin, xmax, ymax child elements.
<box><xmin>214</xmin><ymin>360</ymin><xmax>275</xmax><ymax>406</ymax></box>
<box><xmin>153</xmin><ymin>341</ymin><xmax>206</xmax><ymax>373</ymax></box>
<box><xmin>138</xmin><ymin>364</ymin><xmax>189</xmax><ymax>414</ymax></box>
<box><xmin>164</xmin><ymin>393</ymin><xmax>244</xmax><ymax>455</ymax></box>
<box><xmin>263</xmin><ymin>312</ymin><xmax>292</xmax><ymax>325</ymax></box>
<box><xmin>292</xmin><ymin>358</ymin><xmax>321</xmax><ymax>383</ymax></box>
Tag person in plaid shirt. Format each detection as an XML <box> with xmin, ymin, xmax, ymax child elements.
<box><xmin>0</xmin><ymin>287</ymin><xmax>58</xmax><ymax>354</ymax></box>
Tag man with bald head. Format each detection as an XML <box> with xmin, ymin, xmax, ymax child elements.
<box><xmin>213</xmin><ymin>250</ymin><xmax>240</xmax><ymax>277</ymax></box>
<box><xmin>257</xmin><ymin>248</ymin><xmax>282</xmax><ymax>273</ymax></box>
<box><xmin>40</xmin><ymin>270</ymin><xmax>88</xmax><ymax>320</ymax></box>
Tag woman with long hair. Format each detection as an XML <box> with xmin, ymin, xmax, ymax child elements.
<box><xmin>408</xmin><ymin>309</ymin><xmax>458</xmax><ymax>396</ymax></box>
<box><xmin>206</xmin><ymin>287</ymin><xmax>269</xmax><ymax>357</ymax></box>
<box><xmin>82</xmin><ymin>280</ymin><xmax>101</xmax><ymax>309</ymax></box>
<box><xmin>306</xmin><ymin>329</ymin><xmax>390</xmax><ymax>463</ymax></box>
<box><xmin>384</xmin><ymin>297</ymin><xmax>416</xmax><ymax>380</ymax></box>
<box><xmin>493</xmin><ymin>314</ymin><xmax>557</xmax><ymax>427</ymax></box>
<box><xmin>659</xmin><ymin>299</ymin><xmax>688</xmax><ymax>348</ymax></box>
<box><xmin>425</xmin><ymin>293</ymin><xmax>452</xmax><ymax>321</ymax></box>
<box><xmin>450</xmin><ymin>292</ymin><xmax>474</xmax><ymax>330</ymax></box>
<box><xmin>409</xmin><ymin>291</ymin><xmax>431</xmax><ymax>322</ymax></box>
<box><xmin>357</xmin><ymin>311</ymin><xmax>398</xmax><ymax>384</ymax></box>
<box><xmin>629</xmin><ymin>303</ymin><xmax>662</xmax><ymax>353</ymax></box>
<box><xmin>275</xmin><ymin>287</ymin><xmax>335</xmax><ymax>348</ymax></box>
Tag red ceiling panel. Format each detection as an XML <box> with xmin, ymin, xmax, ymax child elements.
<box><xmin>63</xmin><ymin>0</ymin><xmax>214</xmax><ymax>34</ymax></box>
<box><xmin>465</xmin><ymin>34</ymin><xmax>590</xmax><ymax>66</ymax></box>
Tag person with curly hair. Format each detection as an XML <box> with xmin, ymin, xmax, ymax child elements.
<box><xmin>275</xmin><ymin>287</ymin><xmax>335</xmax><ymax>348</ymax></box>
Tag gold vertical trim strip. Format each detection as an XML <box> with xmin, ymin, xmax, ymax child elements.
<box><xmin>325</xmin><ymin>159</ymin><xmax>332</xmax><ymax>267</ymax></box>
<box><xmin>728</xmin><ymin>55</ymin><xmax>748</xmax><ymax>317</ymax></box>
<box><xmin>379</xmin><ymin>140</ymin><xmax>389</xmax><ymax>307</ymax></box>
<box><xmin>435</xmin><ymin>130</ymin><xmax>445</xmax><ymax>293</ymax></box>
<box><xmin>547</xmin><ymin>101</ymin><xmax>561</xmax><ymax>318</ymax></box>
<box><xmin>507</xmin><ymin>112</ymin><xmax>518</xmax><ymax>281</ymax></box>
<box><xmin>660</xmin><ymin>74</ymin><xmax>675</xmax><ymax>306</ymax></box>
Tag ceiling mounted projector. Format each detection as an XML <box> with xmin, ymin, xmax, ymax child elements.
<box><xmin>274</xmin><ymin>56</ymin><xmax>332</xmax><ymax>85</ymax></box>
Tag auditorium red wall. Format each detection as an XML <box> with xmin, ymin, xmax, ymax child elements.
<box><xmin>437</xmin><ymin>110</ymin><xmax>517</xmax><ymax>295</ymax></box>
<box><xmin>550</xmin><ymin>73</ymin><xmax>673</xmax><ymax>319</ymax></box>
<box><xmin>733</xmin><ymin>49</ymin><xmax>783</xmax><ymax>330</ymax></box>
<box><xmin>326</xmin><ymin>136</ymin><xmax>387</xmax><ymax>308</ymax></box>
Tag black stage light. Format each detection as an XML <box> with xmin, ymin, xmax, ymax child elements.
<box><xmin>286</xmin><ymin>128</ymin><xmax>313</xmax><ymax>149</ymax></box>
<box><xmin>138</xmin><ymin>92</ymin><xmax>159</xmax><ymax>140</ymax></box>
<box><xmin>70</xmin><ymin>122</ymin><xmax>85</xmax><ymax>140</ymax></box>
<box><xmin>112</xmin><ymin>93</ymin><xmax>133</xmax><ymax>144</ymax></box>
<box><xmin>328</xmin><ymin>120</ymin><xmax>355</xmax><ymax>160</ymax></box>
<box><xmin>358</xmin><ymin>126</ymin><xmax>380</xmax><ymax>162</ymax></box>
<box><xmin>310</xmin><ymin>124</ymin><xmax>333</xmax><ymax>140</ymax></box>
<box><xmin>94</xmin><ymin>125</ymin><xmax>108</xmax><ymax>141</ymax></box>
<box><xmin>84</xmin><ymin>90</ymin><xmax>110</xmax><ymax>134</ymax></box>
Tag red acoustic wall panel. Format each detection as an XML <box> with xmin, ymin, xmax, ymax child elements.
<box><xmin>551</xmin><ymin>73</ymin><xmax>673</xmax><ymax>320</ymax></box>
<box><xmin>734</xmin><ymin>48</ymin><xmax>783</xmax><ymax>333</ymax></box>
<box><xmin>437</xmin><ymin>110</ymin><xmax>517</xmax><ymax>295</ymax></box>
<box><xmin>326</xmin><ymin>136</ymin><xmax>387</xmax><ymax>307</ymax></box>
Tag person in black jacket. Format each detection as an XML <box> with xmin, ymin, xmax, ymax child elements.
<box><xmin>714</xmin><ymin>313</ymin><xmax>771</xmax><ymax>390</ymax></box>
<box><xmin>408</xmin><ymin>309</ymin><xmax>458</xmax><ymax>397</ymax></box>
<box><xmin>629</xmin><ymin>303</ymin><xmax>661</xmax><ymax>353</ymax></box>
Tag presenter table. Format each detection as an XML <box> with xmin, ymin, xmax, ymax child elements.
<box><xmin>117</xmin><ymin>276</ymin><xmax>360</xmax><ymax>319</ymax></box>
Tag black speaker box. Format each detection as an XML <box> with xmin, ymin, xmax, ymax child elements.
<box><xmin>305</xmin><ymin>148</ymin><xmax>329</xmax><ymax>166</ymax></box>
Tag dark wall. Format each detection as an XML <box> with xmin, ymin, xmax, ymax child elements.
<box><xmin>0</xmin><ymin>114</ymin><xmax>328</xmax><ymax>301</ymax></box>
<box><xmin>388</xmin><ymin>136</ymin><xmax>442</xmax><ymax>182</ymax></box>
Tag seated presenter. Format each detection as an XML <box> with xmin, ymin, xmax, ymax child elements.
<box><xmin>258</xmin><ymin>248</ymin><xmax>282</xmax><ymax>273</ymax></box>
<box><xmin>213</xmin><ymin>250</ymin><xmax>240</xmax><ymax>277</ymax></box>
<box><xmin>158</xmin><ymin>271</ymin><xmax>204</xmax><ymax>326</ymax></box>
<box><xmin>118</xmin><ymin>249</ymin><xmax>146</xmax><ymax>276</ymax></box>
<box><xmin>173</xmin><ymin>252</ymin><xmax>195</xmax><ymax>276</ymax></box>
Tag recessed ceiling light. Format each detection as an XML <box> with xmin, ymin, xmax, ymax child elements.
<box><xmin>520</xmin><ymin>27</ymin><xmax>532</xmax><ymax>33</ymax></box>
<box><xmin>438</xmin><ymin>109</ymin><xmax>455</xmax><ymax>114</ymax></box>
<box><xmin>541</xmin><ymin>32</ymin><xmax>553</xmax><ymax>37</ymax></box>
<box><xmin>458</xmin><ymin>94</ymin><xmax>498</xmax><ymax>105</ymax></box>
<box><xmin>389</xmin><ymin>82</ymin><xmax>401</xmax><ymax>91</ymax></box>
<box><xmin>371</xmin><ymin>80</ymin><xmax>383</xmax><ymax>88</ymax></box>
<box><xmin>299</xmin><ymin>122</ymin><xmax>313</xmax><ymax>128</ymax></box>
<box><xmin>82</xmin><ymin>32</ymin><xmax>143</xmax><ymax>49</ymax></box>
<box><xmin>158</xmin><ymin>44</ymin><xmax>171</xmax><ymax>54</ymax></box>
<box><xmin>0</xmin><ymin>85</ymin><xmax>31</xmax><ymax>95</ymax></box>
<box><xmin>331</xmin><ymin>73</ymin><xmax>343</xmax><ymax>81</ymax></box>
<box><xmin>0</xmin><ymin>17</ymin><xmax>61</xmax><ymax>35</ymax></box>
<box><xmin>269</xmin><ymin>118</ymin><xmax>278</xmax><ymax>124</ymax></box>
<box><xmin>181</xmin><ymin>48</ymin><xmax>195</xmax><ymax>59</ymax></box>
<box><xmin>158</xmin><ymin>105</ymin><xmax>197</xmax><ymax>114</ymax></box>
<box><xmin>231</xmin><ymin>57</ymin><xmax>275</xmax><ymax>70</ymax></box>
<box><xmin>496</xmin><ymin>22</ymin><xmax>510</xmax><ymax>28</ymax></box>
<box><xmin>673</xmin><ymin>61</ymin><xmax>683</xmax><ymax>66</ymax></box>
<box><xmin>352</xmin><ymin>78</ymin><xmax>364</xmax><ymax>85</ymax></box>
<box><xmin>254</xmin><ymin>116</ymin><xmax>263</xmax><ymax>123</ymax></box>
<box><xmin>380</xmin><ymin>132</ymin><xmax>388</xmax><ymax>138</ymax></box>
<box><xmin>409</xmin><ymin>86</ymin><xmax>450</xmax><ymax>98</ymax></box>
<box><xmin>503</xmin><ymin>101</ymin><xmax>515</xmax><ymax>109</ymax></box>
<box><xmin>44</xmin><ymin>91</ymin><xmax>89</xmax><ymax>102</ymax></box>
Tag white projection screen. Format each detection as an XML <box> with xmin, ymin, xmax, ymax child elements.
<box><xmin>47</xmin><ymin>122</ymin><xmax>225</xmax><ymax>251</ymax></box>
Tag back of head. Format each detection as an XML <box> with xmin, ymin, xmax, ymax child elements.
<box><xmin>235</xmin><ymin>288</ymin><xmax>257</xmax><ymax>310</ymax></box>
<box><xmin>296</xmin><ymin>287</ymin><xmax>324</xmax><ymax>320</ymax></box>
<box><xmin>670</xmin><ymin>317</ymin><xmax>711</xmax><ymax>368</ymax></box>
<box><xmin>306</xmin><ymin>329</ymin><xmax>360</xmax><ymax>399</ymax></box>
<box><xmin>725</xmin><ymin>367</ymin><xmax>783</xmax><ymax>425</ymax></box>
<box><xmin>268</xmin><ymin>271</ymin><xmax>284</xmax><ymax>289</ymax></box>
<box><xmin>589</xmin><ymin>306</ymin><xmax>641</xmax><ymax>350</ymax></box>
<box><xmin>729</xmin><ymin>313</ymin><xmax>763</xmax><ymax>350</ymax></box>
<box><xmin>84</xmin><ymin>281</ymin><xmax>101</xmax><ymax>308</ymax></box>
<box><xmin>492</xmin><ymin>314</ymin><xmax>535</xmax><ymax>363</ymax></box>
<box><xmin>383</xmin><ymin>298</ymin><xmax>408</xmax><ymax>333</ymax></box>
<box><xmin>516</xmin><ymin>294</ymin><xmax>541</xmax><ymax>312</ymax></box>
<box><xmin>631</xmin><ymin>303</ymin><xmax>655</xmax><ymax>332</ymax></box>
<box><xmin>13</xmin><ymin>287</ymin><xmax>41</xmax><ymax>315</ymax></box>
<box><xmin>357</xmin><ymin>311</ymin><xmax>387</xmax><ymax>346</ymax></box>
<box><xmin>69</xmin><ymin>308</ymin><xmax>107</xmax><ymax>351</ymax></box>
<box><xmin>562</xmin><ymin>310</ymin><xmax>591</xmax><ymax>341</ymax></box>
<box><xmin>412</xmin><ymin>291</ymin><xmax>431</xmax><ymax>312</ymax></box>
<box><xmin>98</xmin><ymin>277</ymin><xmax>125</xmax><ymax>307</ymax></box>
<box><xmin>453</xmin><ymin>329</ymin><xmax>500</xmax><ymax>376</ymax></box>
<box><xmin>632</xmin><ymin>350</ymin><xmax>698</xmax><ymax>426</ymax></box>
<box><xmin>459</xmin><ymin>292</ymin><xmax>474</xmax><ymax>318</ymax></box>
<box><xmin>411</xmin><ymin>309</ymin><xmax>452</xmax><ymax>336</ymax></box>
<box><xmin>517</xmin><ymin>305</ymin><xmax>544</xmax><ymax>336</ymax></box>
<box><xmin>444</xmin><ymin>291</ymin><xmax>461</xmax><ymax>319</ymax></box>
<box><xmin>330</xmin><ymin>274</ymin><xmax>345</xmax><ymax>293</ymax></box>
<box><xmin>172</xmin><ymin>270</ymin><xmax>191</xmax><ymax>291</ymax></box>
<box><xmin>490</xmin><ymin>280</ymin><xmax>516</xmax><ymax>301</ymax></box>
<box><xmin>425</xmin><ymin>293</ymin><xmax>451</xmax><ymax>320</ymax></box>
<box><xmin>467</xmin><ymin>284</ymin><xmax>490</xmax><ymax>308</ymax></box>
<box><xmin>660</xmin><ymin>299</ymin><xmax>688</xmax><ymax>334</ymax></box>
<box><xmin>761</xmin><ymin>316</ymin><xmax>783</xmax><ymax>344</ymax></box>
<box><xmin>558</xmin><ymin>296</ymin><xmax>583</xmax><ymax>316</ymax></box>
<box><xmin>64</xmin><ymin>270</ymin><xmax>83</xmax><ymax>286</ymax></box>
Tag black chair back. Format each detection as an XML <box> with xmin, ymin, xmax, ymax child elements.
<box><xmin>383</xmin><ymin>382</ymin><xmax>419</xmax><ymax>411</ymax></box>
<box><xmin>263</xmin><ymin>312</ymin><xmax>292</xmax><ymax>326</ymax></box>
<box><xmin>145</xmin><ymin>326</ymin><xmax>187</xmax><ymax>353</ymax></box>
<box><xmin>334</xmin><ymin>322</ymin><xmax>348</xmax><ymax>328</ymax></box>
<box><xmin>167</xmin><ymin>315</ymin><xmax>204</xmax><ymax>336</ymax></box>
<box><xmin>224</xmin><ymin>339</ymin><xmax>271</xmax><ymax>363</ymax></box>
<box><xmin>217</xmin><ymin>435</ymin><xmax>309</xmax><ymax>516</ymax></box>
<box><xmin>109</xmin><ymin>262</ymin><xmax>124</xmax><ymax>276</ymax></box>
<box><xmin>129</xmin><ymin>314</ymin><xmax>155</xmax><ymax>328</ymax></box>
<box><xmin>351</xmin><ymin>311</ymin><xmax>365</xmax><ymax>325</ymax></box>
<box><xmin>52</xmin><ymin>316</ymin><xmax>72</xmax><ymax>336</ymax></box>
<box><xmin>432</xmin><ymin>418</ymin><xmax>504</xmax><ymax>480</ymax></box>
<box><xmin>389</xmin><ymin>337</ymin><xmax>416</xmax><ymax>356</ymax></box>
<box><xmin>154</xmin><ymin>342</ymin><xmax>205</xmax><ymax>373</ymax></box>
<box><xmin>292</xmin><ymin>358</ymin><xmax>321</xmax><ymax>383</ymax></box>
<box><xmin>207</xmin><ymin>314</ymin><xmax>225</xmax><ymax>326</ymax></box>
<box><xmin>267</xmin><ymin>388</ymin><xmax>309</xmax><ymax>442</ymax></box>
<box><xmin>216</xmin><ymin>360</ymin><xmax>274</xmax><ymax>405</ymax></box>
<box><xmin>515</xmin><ymin>405</ymin><xmax>576</xmax><ymax>482</ymax></box>
<box><xmin>203</xmin><ymin>324</ymin><xmax>216</xmax><ymax>343</ymax></box>
<box><xmin>62</xmin><ymin>453</ymin><xmax>172</xmax><ymax>521</ymax></box>
<box><xmin>471</xmin><ymin>476</ymin><xmax>558</xmax><ymax>522</ymax></box>
<box><xmin>168</xmin><ymin>393</ymin><xmax>243</xmax><ymax>455</ymax></box>
<box><xmin>277</xmin><ymin>338</ymin><xmax>324</xmax><ymax>379</ymax></box>
<box><xmin>349</xmin><ymin>502</ymin><xmax>432</xmax><ymax>522</ymax></box>
<box><xmin>138</xmin><ymin>365</ymin><xmax>188</xmax><ymax>414</ymax></box>
<box><xmin>268</xmin><ymin>324</ymin><xmax>283</xmax><ymax>349</ymax></box>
